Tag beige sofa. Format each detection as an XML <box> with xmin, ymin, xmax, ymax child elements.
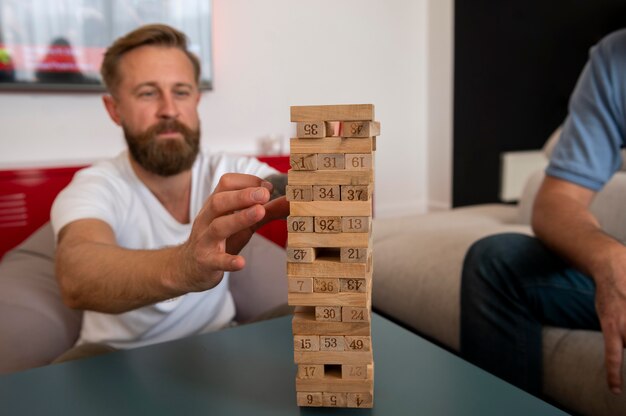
<box><xmin>373</xmin><ymin>169</ymin><xmax>626</xmax><ymax>416</ymax></box>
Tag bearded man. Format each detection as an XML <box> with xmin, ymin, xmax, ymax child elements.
<box><xmin>51</xmin><ymin>24</ymin><xmax>288</xmax><ymax>359</ymax></box>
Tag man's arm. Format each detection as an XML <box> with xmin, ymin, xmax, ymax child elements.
<box><xmin>55</xmin><ymin>173</ymin><xmax>288</xmax><ymax>314</ymax></box>
<box><xmin>532</xmin><ymin>175</ymin><xmax>626</xmax><ymax>394</ymax></box>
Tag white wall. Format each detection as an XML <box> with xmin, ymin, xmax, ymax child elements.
<box><xmin>0</xmin><ymin>0</ymin><xmax>453</xmax><ymax>218</ymax></box>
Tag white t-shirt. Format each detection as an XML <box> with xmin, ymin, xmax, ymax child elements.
<box><xmin>51</xmin><ymin>150</ymin><xmax>276</xmax><ymax>349</ymax></box>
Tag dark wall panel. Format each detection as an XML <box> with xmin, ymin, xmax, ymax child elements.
<box><xmin>453</xmin><ymin>1</ymin><xmax>626</xmax><ymax>207</ymax></box>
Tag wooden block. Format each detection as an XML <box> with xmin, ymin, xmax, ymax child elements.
<box><xmin>288</xmin><ymin>232</ymin><xmax>369</xmax><ymax>248</ymax></box>
<box><xmin>322</xmin><ymin>392</ymin><xmax>347</xmax><ymax>407</ymax></box>
<box><xmin>317</xmin><ymin>154</ymin><xmax>345</xmax><ymax>170</ymax></box>
<box><xmin>341</xmin><ymin>216</ymin><xmax>370</xmax><ymax>233</ymax></box>
<box><xmin>290</xmin><ymin>104</ymin><xmax>374</xmax><ymax>122</ymax></box>
<box><xmin>314</xmin><ymin>216</ymin><xmax>341</xmax><ymax>233</ymax></box>
<box><xmin>290</xmin><ymin>153</ymin><xmax>317</xmax><ymax>170</ymax></box>
<box><xmin>295</xmin><ymin>367</ymin><xmax>373</xmax><ymax>393</ymax></box>
<box><xmin>340</xmin><ymin>278</ymin><xmax>367</xmax><ymax>293</ymax></box>
<box><xmin>320</xmin><ymin>335</ymin><xmax>345</xmax><ymax>351</ymax></box>
<box><xmin>325</xmin><ymin>121</ymin><xmax>342</xmax><ymax>137</ymax></box>
<box><xmin>342</xmin><ymin>364</ymin><xmax>368</xmax><ymax>380</ymax></box>
<box><xmin>294</xmin><ymin>350</ymin><xmax>373</xmax><ymax>365</ymax></box>
<box><xmin>288</xmin><ymin>291</ymin><xmax>368</xmax><ymax>307</ymax></box>
<box><xmin>290</xmin><ymin>137</ymin><xmax>374</xmax><ymax>154</ymax></box>
<box><xmin>314</xmin><ymin>305</ymin><xmax>342</xmax><ymax>322</ymax></box>
<box><xmin>287</xmin><ymin>247</ymin><xmax>315</xmax><ymax>263</ymax></box>
<box><xmin>312</xmin><ymin>185</ymin><xmax>340</xmax><ymax>201</ymax></box>
<box><xmin>286</xmin><ymin>185</ymin><xmax>312</xmax><ymax>202</ymax></box>
<box><xmin>296</xmin><ymin>121</ymin><xmax>325</xmax><ymax>138</ymax></box>
<box><xmin>294</xmin><ymin>335</ymin><xmax>320</xmax><ymax>351</ymax></box>
<box><xmin>288</xmin><ymin>277</ymin><xmax>313</xmax><ymax>293</ymax></box>
<box><xmin>347</xmin><ymin>392</ymin><xmax>373</xmax><ymax>408</ymax></box>
<box><xmin>288</xmin><ymin>256</ymin><xmax>370</xmax><ymax>278</ymax></box>
<box><xmin>342</xmin><ymin>121</ymin><xmax>380</xmax><ymax>138</ymax></box>
<box><xmin>340</xmin><ymin>185</ymin><xmax>371</xmax><ymax>202</ymax></box>
<box><xmin>342</xmin><ymin>306</ymin><xmax>370</xmax><ymax>323</ymax></box>
<box><xmin>297</xmin><ymin>364</ymin><xmax>324</xmax><ymax>379</ymax></box>
<box><xmin>345</xmin><ymin>154</ymin><xmax>373</xmax><ymax>170</ymax></box>
<box><xmin>340</xmin><ymin>247</ymin><xmax>368</xmax><ymax>263</ymax></box>
<box><xmin>345</xmin><ymin>336</ymin><xmax>371</xmax><ymax>352</ymax></box>
<box><xmin>313</xmin><ymin>278</ymin><xmax>339</xmax><ymax>293</ymax></box>
<box><xmin>287</xmin><ymin>216</ymin><xmax>314</xmax><ymax>233</ymax></box>
<box><xmin>290</xmin><ymin>201</ymin><xmax>372</xmax><ymax>217</ymax></box>
<box><xmin>296</xmin><ymin>392</ymin><xmax>323</xmax><ymax>407</ymax></box>
<box><xmin>292</xmin><ymin>310</ymin><xmax>371</xmax><ymax>336</ymax></box>
<box><xmin>288</xmin><ymin>170</ymin><xmax>373</xmax><ymax>186</ymax></box>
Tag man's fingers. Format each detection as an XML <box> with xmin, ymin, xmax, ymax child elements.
<box><xmin>214</xmin><ymin>173</ymin><xmax>272</xmax><ymax>194</ymax></box>
<box><xmin>204</xmin><ymin>251</ymin><xmax>246</xmax><ymax>272</ymax></box>
<box><xmin>602</xmin><ymin>325</ymin><xmax>624</xmax><ymax>394</ymax></box>
<box><xmin>199</xmin><ymin>186</ymin><xmax>270</xmax><ymax>225</ymax></box>
<box><xmin>207</xmin><ymin>204</ymin><xmax>266</xmax><ymax>241</ymax></box>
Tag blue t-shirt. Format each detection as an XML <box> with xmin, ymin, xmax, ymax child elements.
<box><xmin>547</xmin><ymin>29</ymin><xmax>626</xmax><ymax>191</ymax></box>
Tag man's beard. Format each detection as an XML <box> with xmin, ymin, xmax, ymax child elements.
<box><xmin>123</xmin><ymin>119</ymin><xmax>200</xmax><ymax>177</ymax></box>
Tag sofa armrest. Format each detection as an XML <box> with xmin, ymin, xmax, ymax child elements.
<box><xmin>0</xmin><ymin>223</ymin><xmax>82</xmax><ymax>374</ymax></box>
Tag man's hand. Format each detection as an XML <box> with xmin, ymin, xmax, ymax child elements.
<box><xmin>176</xmin><ymin>173</ymin><xmax>288</xmax><ymax>293</ymax></box>
<box><xmin>593</xmin><ymin>249</ymin><xmax>626</xmax><ymax>394</ymax></box>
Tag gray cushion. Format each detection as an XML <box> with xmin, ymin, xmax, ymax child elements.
<box><xmin>0</xmin><ymin>223</ymin><xmax>82</xmax><ymax>374</ymax></box>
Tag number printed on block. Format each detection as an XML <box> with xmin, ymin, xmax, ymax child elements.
<box><xmin>297</xmin><ymin>121</ymin><xmax>325</xmax><ymax>138</ymax></box>
<box><xmin>320</xmin><ymin>335</ymin><xmax>345</xmax><ymax>351</ymax></box>
<box><xmin>288</xmin><ymin>277</ymin><xmax>313</xmax><ymax>293</ymax></box>
<box><xmin>345</xmin><ymin>336</ymin><xmax>371</xmax><ymax>351</ymax></box>
<box><xmin>314</xmin><ymin>216</ymin><xmax>341</xmax><ymax>233</ymax></box>
<box><xmin>345</xmin><ymin>154</ymin><xmax>372</xmax><ymax>170</ymax></box>
<box><xmin>342</xmin><ymin>364</ymin><xmax>368</xmax><ymax>380</ymax></box>
<box><xmin>297</xmin><ymin>364</ymin><xmax>324</xmax><ymax>379</ymax></box>
<box><xmin>343</xmin><ymin>306</ymin><xmax>370</xmax><ymax>323</ymax></box>
<box><xmin>341</xmin><ymin>216</ymin><xmax>370</xmax><ymax>233</ymax></box>
<box><xmin>286</xmin><ymin>185</ymin><xmax>312</xmax><ymax>201</ymax></box>
<box><xmin>294</xmin><ymin>335</ymin><xmax>320</xmax><ymax>351</ymax></box>
<box><xmin>314</xmin><ymin>278</ymin><xmax>339</xmax><ymax>293</ymax></box>
<box><xmin>341</xmin><ymin>247</ymin><xmax>368</xmax><ymax>263</ymax></box>
<box><xmin>341</xmin><ymin>185</ymin><xmax>369</xmax><ymax>201</ymax></box>
<box><xmin>343</xmin><ymin>121</ymin><xmax>380</xmax><ymax>138</ymax></box>
<box><xmin>288</xmin><ymin>216</ymin><xmax>314</xmax><ymax>233</ymax></box>
<box><xmin>297</xmin><ymin>392</ymin><xmax>323</xmax><ymax>407</ymax></box>
<box><xmin>287</xmin><ymin>247</ymin><xmax>315</xmax><ymax>263</ymax></box>
<box><xmin>323</xmin><ymin>392</ymin><xmax>347</xmax><ymax>407</ymax></box>
<box><xmin>290</xmin><ymin>153</ymin><xmax>317</xmax><ymax>170</ymax></box>
<box><xmin>313</xmin><ymin>185</ymin><xmax>340</xmax><ymax>201</ymax></box>
<box><xmin>340</xmin><ymin>278</ymin><xmax>366</xmax><ymax>293</ymax></box>
<box><xmin>347</xmin><ymin>392</ymin><xmax>373</xmax><ymax>408</ymax></box>
<box><xmin>315</xmin><ymin>306</ymin><xmax>342</xmax><ymax>322</ymax></box>
<box><xmin>317</xmin><ymin>154</ymin><xmax>345</xmax><ymax>170</ymax></box>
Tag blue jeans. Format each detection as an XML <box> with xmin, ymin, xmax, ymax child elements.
<box><xmin>460</xmin><ymin>233</ymin><xmax>600</xmax><ymax>396</ymax></box>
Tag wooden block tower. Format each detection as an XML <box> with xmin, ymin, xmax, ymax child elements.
<box><xmin>287</xmin><ymin>104</ymin><xmax>379</xmax><ymax>408</ymax></box>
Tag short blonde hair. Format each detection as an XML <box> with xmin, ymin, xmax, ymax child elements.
<box><xmin>100</xmin><ymin>24</ymin><xmax>201</xmax><ymax>93</ymax></box>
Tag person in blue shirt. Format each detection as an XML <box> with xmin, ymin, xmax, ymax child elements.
<box><xmin>461</xmin><ymin>29</ymin><xmax>626</xmax><ymax>396</ymax></box>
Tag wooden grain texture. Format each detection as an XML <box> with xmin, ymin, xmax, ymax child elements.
<box><xmin>290</xmin><ymin>201</ymin><xmax>372</xmax><ymax>217</ymax></box>
<box><xmin>290</xmin><ymin>137</ymin><xmax>374</xmax><ymax>154</ymax></box>
<box><xmin>342</xmin><ymin>121</ymin><xmax>380</xmax><ymax>138</ymax></box>
<box><xmin>287</xmin><ymin>291</ymin><xmax>368</xmax><ymax>307</ymax></box>
<box><xmin>296</xmin><ymin>121</ymin><xmax>325</xmax><ymax>138</ymax></box>
<box><xmin>292</xmin><ymin>310</ymin><xmax>371</xmax><ymax>336</ymax></box>
<box><xmin>287</xmin><ymin>255</ymin><xmax>371</xmax><ymax>278</ymax></box>
<box><xmin>288</xmin><ymin>232</ymin><xmax>369</xmax><ymax>248</ymax></box>
<box><xmin>294</xmin><ymin>350</ymin><xmax>373</xmax><ymax>365</ymax></box>
<box><xmin>288</xmin><ymin>170</ymin><xmax>373</xmax><ymax>186</ymax></box>
<box><xmin>290</xmin><ymin>104</ymin><xmax>374</xmax><ymax>122</ymax></box>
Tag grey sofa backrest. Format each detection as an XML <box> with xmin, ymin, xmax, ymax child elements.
<box><xmin>518</xmin><ymin>170</ymin><xmax>626</xmax><ymax>244</ymax></box>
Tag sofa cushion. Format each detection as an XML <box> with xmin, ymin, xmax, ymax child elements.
<box><xmin>372</xmin><ymin>205</ymin><xmax>528</xmax><ymax>351</ymax></box>
<box><xmin>0</xmin><ymin>223</ymin><xmax>82</xmax><ymax>374</ymax></box>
